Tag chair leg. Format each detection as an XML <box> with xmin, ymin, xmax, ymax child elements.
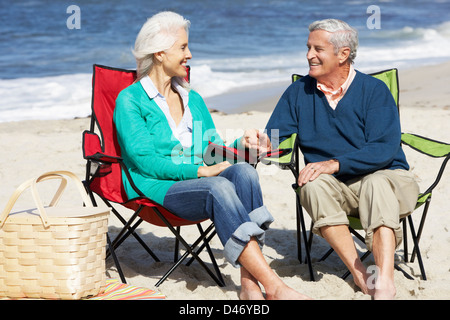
<box><xmin>296</xmin><ymin>202</ymin><xmax>302</xmax><ymax>264</ymax></box>
<box><xmin>402</xmin><ymin>219</ymin><xmax>408</xmax><ymax>262</ymax></box>
<box><xmin>153</xmin><ymin>210</ymin><xmax>225</xmax><ymax>287</ymax></box>
<box><xmin>155</xmin><ymin>226</ymin><xmax>225</xmax><ymax>287</ymax></box>
<box><xmin>394</xmin><ymin>264</ymin><xmax>414</xmax><ymax>280</ymax></box>
<box><xmin>174</xmin><ymin>226</ymin><xmax>180</xmax><ymax>263</ymax></box>
<box><xmin>349</xmin><ymin>227</ymin><xmax>365</xmax><ymax>244</ymax></box>
<box><xmin>296</xmin><ymin>194</ymin><xmax>315</xmax><ymax>281</ymax></box>
<box><xmin>186</xmin><ymin>224</ymin><xmax>225</xmax><ymax>285</ymax></box>
<box><xmin>318</xmin><ymin>248</ymin><xmax>334</xmax><ymax>262</ymax></box>
<box><xmin>83</xmin><ymin>183</ymin><xmax>158</xmax><ymax>281</ymax></box>
<box><xmin>306</xmin><ymin>220</ymin><xmax>314</xmax><ymax>261</ymax></box>
<box><xmin>411</xmin><ymin>198</ymin><xmax>431</xmax><ymax>263</ymax></box>
<box><xmin>407</xmin><ymin>215</ymin><xmax>427</xmax><ymax>280</ymax></box>
<box><xmin>108</xmin><ymin>205</ymin><xmax>160</xmax><ymax>262</ymax></box>
<box><xmin>107</xmin><ymin>233</ymin><xmax>126</xmax><ymax>284</ymax></box>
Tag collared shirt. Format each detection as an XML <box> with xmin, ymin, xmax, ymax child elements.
<box><xmin>317</xmin><ymin>65</ymin><xmax>356</xmax><ymax>109</ymax></box>
<box><xmin>140</xmin><ymin>76</ymin><xmax>193</xmax><ymax>148</ymax></box>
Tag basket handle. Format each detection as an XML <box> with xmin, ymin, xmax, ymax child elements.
<box><xmin>33</xmin><ymin>170</ymin><xmax>93</xmax><ymax>207</ymax></box>
<box><xmin>0</xmin><ymin>171</ymin><xmax>93</xmax><ymax>228</ymax></box>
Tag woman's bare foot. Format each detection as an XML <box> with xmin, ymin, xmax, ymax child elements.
<box><xmin>265</xmin><ymin>284</ymin><xmax>313</xmax><ymax>300</ymax></box>
<box><xmin>240</xmin><ymin>267</ymin><xmax>265</xmax><ymax>300</ymax></box>
<box><xmin>239</xmin><ymin>285</ymin><xmax>265</xmax><ymax>300</ymax></box>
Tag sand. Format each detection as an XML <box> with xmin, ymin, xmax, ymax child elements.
<box><xmin>1</xmin><ymin>61</ymin><xmax>449</xmax><ymax>300</ymax></box>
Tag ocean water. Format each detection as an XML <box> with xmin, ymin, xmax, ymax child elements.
<box><xmin>1</xmin><ymin>0</ymin><xmax>450</xmax><ymax>122</ymax></box>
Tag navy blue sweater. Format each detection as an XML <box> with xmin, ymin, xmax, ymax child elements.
<box><xmin>266</xmin><ymin>70</ymin><xmax>409</xmax><ymax>182</ymax></box>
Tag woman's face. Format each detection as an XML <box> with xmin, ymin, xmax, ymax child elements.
<box><xmin>161</xmin><ymin>28</ymin><xmax>192</xmax><ymax>79</ymax></box>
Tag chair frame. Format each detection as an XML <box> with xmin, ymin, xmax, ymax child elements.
<box><xmin>82</xmin><ymin>64</ymin><xmax>225</xmax><ymax>287</ymax></box>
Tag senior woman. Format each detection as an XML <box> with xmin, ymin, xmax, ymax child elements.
<box><xmin>113</xmin><ymin>11</ymin><xmax>309</xmax><ymax>300</ymax></box>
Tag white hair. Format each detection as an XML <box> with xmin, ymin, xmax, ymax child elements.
<box><xmin>133</xmin><ymin>11</ymin><xmax>191</xmax><ymax>83</ymax></box>
<box><xmin>309</xmin><ymin>19</ymin><xmax>358</xmax><ymax>64</ymax></box>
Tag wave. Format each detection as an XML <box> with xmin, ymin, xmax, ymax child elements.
<box><xmin>0</xmin><ymin>74</ymin><xmax>92</xmax><ymax>122</ymax></box>
<box><xmin>1</xmin><ymin>21</ymin><xmax>450</xmax><ymax>122</ymax></box>
<box><xmin>189</xmin><ymin>53</ymin><xmax>305</xmax><ymax>98</ymax></box>
<box><xmin>357</xmin><ymin>21</ymin><xmax>450</xmax><ymax>72</ymax></box>
<box><xmin>366</xmin><ymin>21</ymin><xmax>450</xmax><ymax>41</ymax></box>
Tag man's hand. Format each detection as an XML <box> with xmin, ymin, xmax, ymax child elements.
<box><xmin>297</xmin><ymin>159</ymin><xmax>340</xmax><ymax>187</ymax></box>
<box><xmin>241</xmin><ymin>129</ymin><xmax>272</xmax><ymax>155</ymax></box>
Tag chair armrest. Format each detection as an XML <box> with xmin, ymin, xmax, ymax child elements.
<box><xmin>82</xmin><ymin>130</ymin><xmax>122</xmax><ymax>163</ymax></box>
<box><xmin>260</xmin><ymin>133</ymin><xmax>298</xmax><ymax>167</ymax></box>
<box><xmin>402</xmin><ymin>132</ymin><xmax>450</xmax><ymax>196</ymax></box>
<box><xmin>401</xmin><ymin>133</ymin><xmax>450</xmax><ymax>158</ymax></box>
<box><xmin>206</xmin><ymin>142</ymin><xmax>258</xmax><ymax>164</ymax></box>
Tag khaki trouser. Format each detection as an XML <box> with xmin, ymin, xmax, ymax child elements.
<box><xmin>299</xmin><ymin>169</ymin><xmax>419</xmax><ymax>251</ymax></box>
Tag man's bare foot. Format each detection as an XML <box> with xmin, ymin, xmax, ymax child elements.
<box><xmin>373</xmin><ymin>278</ymin><xmax>396</xmax><ymax>300</ymax></box>
<box><xmin>352</xmin><ymin>267</ymin><xmax>375</xmax><ymax>297</ymax></box>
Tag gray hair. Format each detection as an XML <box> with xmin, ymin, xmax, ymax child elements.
<box><xmin>309</xmin><ymin>19</ymin><xmax>358</xmax><ymax>64</ymax></box>
<box><xmin>133</xmin><ymin>11</ymin><xmax>191</xmax><ymax>83</ymax></box>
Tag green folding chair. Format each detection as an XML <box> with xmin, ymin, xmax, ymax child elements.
<box><xmin>263</xmin><ymin>68</ymin><xmax>450</xmax><ymax>281</ymax></box>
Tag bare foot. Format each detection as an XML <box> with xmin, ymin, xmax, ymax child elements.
<box><xmin>352</xmin><ymin>271</ymin><xmax>373</xmax><ymax>296</ymax></box>
<box><xmin>373</xmin><ymin>278</ymin><xmax>396</xmax><ymax>300</ymax></box>
<box><xmin>239</xmin><ymin>274</ymin><xmax>265</xmax><ymax>300</ymax></box>
<box><xmin>239</xmin><ymin>286</ymin><xmax>265</xmax><ymax>300</ymax></box>
<box><xmin>351</xmin><ymin>268</ymin><xmax>396</xmax><ymax>299</ymax></box>
<box><xmin>266</xmin><ymin>284</ymin><xmax>313</xmax><ymax>300</ymax></box>
<box><xmin>240</xmin><ymin>268</ymin><xmax>265</xmax><ymax>300</ymax></box>
<box><xmin>351</xmin><ymin>266</ymin><xmax>377</xmax><ymax>297</ymax></box>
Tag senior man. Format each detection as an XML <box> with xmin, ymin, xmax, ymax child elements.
<box><xmin>243</xmin><ymin>19</ymin><xmax>419</xmax><ymax>299</ymax></box>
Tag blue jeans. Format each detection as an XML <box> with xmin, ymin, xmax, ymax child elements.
<box><xmin>163</xmin><ymin>162</ymin><xmax>274</xmax><ymax>267</ymax></box>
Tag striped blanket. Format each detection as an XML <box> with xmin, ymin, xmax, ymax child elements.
<box><xmin>87</xmin><ymin>278</ymin><xmax>165</xmax><ymax>300</ymax></box>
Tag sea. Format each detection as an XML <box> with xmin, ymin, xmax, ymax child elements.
<box><xmin>1</xmin><ymin>0</ymin><xmax>450</xmax><ymax>122</ymax></box>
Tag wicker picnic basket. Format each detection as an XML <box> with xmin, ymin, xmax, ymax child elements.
<box><xmin>0</xmin><ymin>171</ymin><xmax>110</xmax><ymax>300</ymax></box>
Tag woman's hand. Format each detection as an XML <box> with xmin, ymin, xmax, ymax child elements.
<box><xmin>241</xmin><ymin>129</ymin><xmax>272</xmax><ymax>155</ymax></box>
<box><xmin>197</xmin><ymin>161</ymin><xmax>232</xmax><ymax>177</ymax></box>
<box><xmin>297</xmin><ymin>159</ymin><xmax>340</xmax><ymax>187</ymax></box>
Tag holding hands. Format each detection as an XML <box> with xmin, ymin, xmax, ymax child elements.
<box><xmin>241</xmin><ymin>129</ymin><xmax>272</xmax><ymax>154</ymax></box>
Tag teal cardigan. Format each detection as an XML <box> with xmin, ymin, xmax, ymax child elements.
<box><xmin>114</xmin><ymin>81</ymin><xmax>240</xmax><ymax>205</ymax></box>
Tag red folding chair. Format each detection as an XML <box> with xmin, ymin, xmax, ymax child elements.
<box><xmin>82</xmin><ymin>64</ymin><xmax>225</xmax><ymax>287</ymax></box>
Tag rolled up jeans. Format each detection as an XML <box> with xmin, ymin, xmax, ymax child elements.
<box><xmin>163</xmin><ymin>162</ymin><xmax>274</xmax><ymax>267</ymax></box>
<box><xmin>299</xmin><ymin>169</ymin><xmax>419</xmax><ymax>251</ymax></box>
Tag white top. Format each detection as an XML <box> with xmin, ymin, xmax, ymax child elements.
<box><xmin>140</xmin><ymin>76</ymin><xmax>193</xmax><ymax>148</ymax></box>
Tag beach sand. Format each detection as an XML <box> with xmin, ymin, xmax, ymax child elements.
<box><xmin>1</xmin><ymin>61</ymin><xmax>449</xmax><ymax>300</ymax></box>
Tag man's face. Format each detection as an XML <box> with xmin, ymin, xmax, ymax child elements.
<box><xmin>306</xmin><ymin>30</ymin><xmax>341</xmax><ymax>82</ymax></box>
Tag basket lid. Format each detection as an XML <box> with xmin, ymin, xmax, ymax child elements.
<box><xmin>3</xmin><ymin>206</ymin><xmax>110</xmax><ymax>225</ymax></box>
